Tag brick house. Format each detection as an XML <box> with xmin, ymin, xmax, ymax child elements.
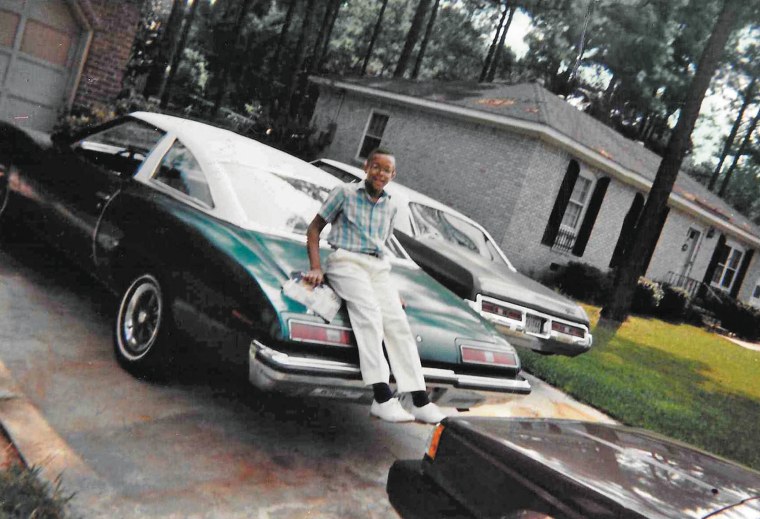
<box><xmin>0</xmin><ymin>0</ymin><xmax>144</xmax><ymax>132</ymax></box>
<box><xmin>309</xmin><ymin>77</ymin><xmax>760</xmax><ymax>306</ymax></box>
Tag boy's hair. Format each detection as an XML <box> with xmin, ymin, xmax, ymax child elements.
<box><xmin>366</xmin><ymin>147</ymin><xmax>394</xmax><ymax>163</ymax></box>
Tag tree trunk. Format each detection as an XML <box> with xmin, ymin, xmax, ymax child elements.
<box><xmin>486</xmin><ymin>2</ymin><xmax>515</xmax><ymax>82</ymax></box>
<box><xmin>211</xmin><ymin>0</ymin><xmax>257</xmax><ymax>117</ymax></box>
<box><xmin>361</xmin><ymin>0</ymin><xmax>389</xmax><ymax>77</ymax></box>
<box><xmin>394</xmin><ymin>0</ymin><xmax>432</xmax><ymax>78</ymax></box>
<box><xmin>568</xmin><ymin>0</ymin><xmax>596</xmax><ymax>83</ymax></box>
<box><xmin>317</xmin><ymin>0</ymin><xmax>342</xmax><ymax>71</ymax></box>
<box><xmin>269</xmin><ymin>0</ymin><xmax>297</xmax><ymax>80</ymax></box>
<box><xmin>281</xmin><ymin>0</ymin><xmax>317</xmax><ymax>117</ymax></box>
<box><xmin>601</xmin><ymin>0</ymin><xmax>741</xmax><ymax>323</ymax></box>
<box><xmin>310</xmin><ymin>0</ymin><xmax>341</xmax><ymax>73</ymax></box>
<box><xmin>411</xmin><ymin>0</ymin><xmax>440</xmax><ymax>79</ymax></box>
<box><xmin>709</xmin><ymin>75</ymin><xmax>757</xmax><ymax>191</ymax></box>
<box><xmin>144</xmin><ymin>0</ymin><xmax>185</xmax><ymax>98</ymax></box>
<box><xmin>160</xmin><ymin>0</ymin><xmax>201</xmax><ymax>109</ymax></box>
<box><xmin>479</xmin><ymin>2</ymin><xmax>508</xmax><ymax>82</ymax></box>
<box><xmin>718</xmin><ymin>103</ymin><xmax>760</xmax><ymax>197</ymax></box>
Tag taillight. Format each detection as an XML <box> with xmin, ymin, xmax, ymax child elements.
<box><xmin>427</xmin><ymin>424</ymin><xmax>445</xmax><ymax>459</ymax></box>
<box><xmin>481</xmin><ymin>300</ymin><xmax>523</xmax><ymax>321</ymax></box>
<box><xmin>551</xmin><ymin>321</ymin><xmax>586</xmax><ymax>338</ymax></box>
<box><xmin>461</xmin><ymin>345</ymin><xmax>517</xmax><ymax>367</ymax></box>
<box><xmin>289</xmin><ymin>321</ymin><xmax>355</xmax><ymax>347</ymax></box>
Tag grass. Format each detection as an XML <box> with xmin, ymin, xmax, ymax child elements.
<box><xmin>520</xmin><ymin>305</ymin><xmax>760</xmax><ymax>471</ymax></box>
<box><xmin>0</xmin><ymin>466</ymin><xmax>71</xmax><ymax>518</ymax></box>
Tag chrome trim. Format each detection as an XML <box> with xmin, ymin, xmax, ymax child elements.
<box><xmin>287</xmin><ymin>319</ymin><xmax>355</xmax><ymax>348</ymax></box>
<box><xmin>250</xmin><ymin>340</ymin><xmax>531</xmax><ymax>394</ymax></box>
<box><xmin>476</xmin><ymin>294</ymin><xmax>592</xmax><ymax>346</ymax></box>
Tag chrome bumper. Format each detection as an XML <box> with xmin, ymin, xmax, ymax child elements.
<box><xmin>494</xmin><ymin>323</ymin><xmax>592</xmax><ymax>357</ymax></box>
<box><xmin>249</xmin><ymin>340</ymin><xmax>531</xmax><ymax>405</ymax></box>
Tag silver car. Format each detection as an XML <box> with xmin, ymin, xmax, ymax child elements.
<box><xmin>312</xmin><ymin>158</ymin><xmax>592</xmax><ymax>357</ymax></box>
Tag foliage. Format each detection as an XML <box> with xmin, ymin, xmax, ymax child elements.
<box><xmin>0</xmin><ymin>465</ymin><xmax>72</xmax><ymax>518</ymax></box>
<box><xmin>520</xmin><ymin>304</ymin><xmax>760</xmax><ymax>471</ymax></box>
<box><xmin>702</xmin><ymin>293</ymin><xmax>760</xmax><ymax>340</ymax></box>
<box><xmin>631</xmin><ymin>277</ymin><xmax>663</xmax><ymax>316</ymax></box>
<box><xmin>551</xmin><ymin>262</ymin><xmax>612</xmax><ymax>306</ymax></box>
<box><xmin>656</xmin><ymin>285</ymin><xmax>691</xmax><ymax>322</ymax></box>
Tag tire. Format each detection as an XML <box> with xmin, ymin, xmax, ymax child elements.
<box><xmin>114</xmin><ymin>273</ymin><xmax>176</xmax><ymax>378</ymax></box>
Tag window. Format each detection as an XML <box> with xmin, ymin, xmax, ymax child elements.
<box><xmin>358</xmin><ymin>112</ymin><xmax>388</xmax><ymax>159</ymax></box>
<box><xmin>409</xmin><ymin>203</ymin><xmax>508</xmax><ymax>267</ymax></box>
<box><xmin>73</xmin><ymin>120</ymin><xmax>164</xmax><ymax>177</ymax></box>
<box><xmin>710</xmin><ymin>243</ymin><xmax>744</xmax><ymax>291</ymax></box>
<box><xmin>560</xmin><ymin>176</ymin><xmax>592</xmax><ymax>230</ymax></box>
<box><xmin>153</xmin><ymin>140</ymin><xmax>214</xmax><ymax>207</ymax></box>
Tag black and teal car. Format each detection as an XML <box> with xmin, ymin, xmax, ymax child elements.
<box><xmin>0</xmin><ymin>112</ymin><xmax>530</xmax><ymax>409</ymax></box>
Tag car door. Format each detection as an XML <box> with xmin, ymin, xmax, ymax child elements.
<box><xmin>43</xmin><ymin>119</ymin><xmax>165</xmax><ymax>264</ymax></box>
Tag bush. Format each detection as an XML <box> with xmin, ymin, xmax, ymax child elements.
<box><xmin>553</xmin><ymin>262</ymin><xmax>613</xmax><ymax>305</ymax></box>
<box><xmin>631</xmin><ymin>277</ymin><xmax>662</xmax><ymax>316</ymax></box>
<box><xmin>714</xmin><ymin>299</ymin><xmax>760</xmax><ymax>341</ymax></box>
<box><xmin>656</xmin><ymin>285</ymin><xmax>691</xmax><ymax>322</ymax></box>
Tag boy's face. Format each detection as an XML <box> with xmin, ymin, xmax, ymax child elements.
<box><xmin>364</xmin><ymin>153</ymin><xmax>396</xmax><ymax>193</ymax></box>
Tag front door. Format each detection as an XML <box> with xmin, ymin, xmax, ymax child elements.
<box><xmin>680</xmin><ymin>227</ymin><xmax>702</xmax><ymax>278</ymax></box>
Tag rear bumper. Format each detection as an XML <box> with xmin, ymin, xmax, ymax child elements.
<box><xmin>494</xmin><ymin>324</ymin><xmax>592</xmax><ymax>357</ymax></box>
<box><xmin>248</xmin><ymin>340</ymin><xmax>531</xmax><ymax>405</ymax></box>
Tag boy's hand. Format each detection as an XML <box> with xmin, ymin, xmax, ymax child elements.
<box><xmin>303</xmin><ymin>268</ymin><xmax>324</xmax><ymax>286</ymax></box>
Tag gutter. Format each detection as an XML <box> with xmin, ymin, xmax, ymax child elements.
<box><xmin>310</xmin><ymin>77</ymin><xmax>760</xmax><ymax>249</ymax></box>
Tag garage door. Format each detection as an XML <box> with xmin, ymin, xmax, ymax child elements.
<box><xmin>0</xmin><ymin>0</ymin><xmax>85</xmax><ymax>131</ymax></box>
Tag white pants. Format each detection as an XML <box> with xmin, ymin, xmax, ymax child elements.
<box><xmin>325</xmin><ymin>249</ymin><xmax>426</xmax><ymax>393</ymax></box>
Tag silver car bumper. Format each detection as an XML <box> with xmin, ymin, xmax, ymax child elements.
<box><xmin>249</xmin><ymin>340</ymin><xmax>531</xmax><ymax>407</ymax></box>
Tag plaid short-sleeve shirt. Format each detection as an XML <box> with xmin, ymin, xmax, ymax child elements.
<box><xmin>319</xmin><ymin>182</ymin><xmax>397</xmax><ymax>256</ymax></box>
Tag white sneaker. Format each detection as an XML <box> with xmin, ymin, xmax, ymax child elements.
<box><xmin>370</xmin><ymin>398</ymin><xmax>415</xmax><ymax>423</ymax></box>
<box><xmin>411</xmin><ymin>403</ymin><xmax>447</xmax><ymax>424</ymax></box>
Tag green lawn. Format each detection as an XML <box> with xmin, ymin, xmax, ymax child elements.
<box><xmin>520</xmin><ymin>305</ymin><xmax>760</xmax><ymax>471</ymax></box>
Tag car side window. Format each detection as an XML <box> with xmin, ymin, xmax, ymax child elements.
<box><xmin>153</xmin><ymin>140</ymin><xmax>214</xmax><ymax>208</ymax></box>
<box><xmin>73</xmin><ymin>120</ymin><xmax>164</xmax><ymax>177</ymax></box>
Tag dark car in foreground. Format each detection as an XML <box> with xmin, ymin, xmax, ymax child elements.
<box><xmin>0</xmin><ymin>113</ymin><xmax>530</xmax><ymax>410</ymax></box>
<box><xmin>387</xmin><ymin>417</ymin><xmax>760</xmax><ymax>518</ymax></box>
<box><xmin>312</xmin><ymin>159</ymin><xmax>592</xmax><ymax>357</ymax></box>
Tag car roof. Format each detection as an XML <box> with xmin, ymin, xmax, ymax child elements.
<box><xmin>130</xmin><ymin>112</ymin><xmax>343</xmax><ymax>232</ymax></box>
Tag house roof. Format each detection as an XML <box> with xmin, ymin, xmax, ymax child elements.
<box><xmin>311</xmin><ymin>76</ymin><xmax>760</xmax><ymax>246</ymax></box>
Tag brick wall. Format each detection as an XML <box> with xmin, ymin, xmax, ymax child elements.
<box><xmin>313</xmin><ymin>90</ymin><xmax>533</xmax><ymax>240</ymax></box>
<box><xmin>73</xmin><ymin>0</ymin><xmax>143</xmax><ymax>109</ymax></box>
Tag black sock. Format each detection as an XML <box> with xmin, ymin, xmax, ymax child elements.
<box><xmin>373</xmin><ymin>383</ymin><xmax>393</xmax><ymax>403</ymax></box>
<box><xmin>411</xmin><ymin>390</ymin><xmax>430</xmax><ymax>407</ymax></box>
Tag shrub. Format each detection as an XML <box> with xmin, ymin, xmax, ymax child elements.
<box><xmin>553</xmin><ymin>262</ymin><xmax>613</xmax><ymax>305</ymax></box>
<box><xmin>714</xmin><ymin>299</ymin><xmax>760</xmax><ymax>341</ymax></box>
<box><xmin>656</xmin><ymin>285</ymin><xmax>691</xmax><ymax>322</ymax></box>
<box><xmin>630</xmin><ymin>277</ymin><xmax>662</xmax><ymax>316</ymax></box>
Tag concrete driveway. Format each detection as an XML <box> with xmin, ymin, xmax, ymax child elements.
<box><xmin>0</xmin><ymin>238</ymin><xmax>612</xmax><ymax>518</ymax></box>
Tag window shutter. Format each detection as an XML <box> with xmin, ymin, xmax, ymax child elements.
<box><xmin>730</xmin><ymin>249</ymin><xmax>754</xmax><ymax>298</ymax></box>
<box><xmin>541</xmin><ymin>160</ymin><xmax>580</xmax><ymax>246</ymax></box>
<box><xmin>699</xmin><ymin>233</ymin><xmax>727</xmax><ymax>298</ymax></box>
<box><xmin>609</xmin><ymin>193</ymin><xmax>644</xmax><ymax>268</ymax></box>
<box><xmin>572</xmin><ymin>177</ymin><xmax>610</xmax><ymax>256</ymax></box>
<box><xmin>642</xmin><ymin>206</ymin><xmax>670</xmax><ymax>273</ymax></box>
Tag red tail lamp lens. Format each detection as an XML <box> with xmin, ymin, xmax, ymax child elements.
<box><xmin>461</xmin><ymin>346</ymin><xmax>517</xmax><ymax>367</ymax></box>
<box><xmin>290</xmin><ymin>322</ymin><xmax>355</xmax><ymax>347</ymax></box>
<box><xmin>551</xmin><ymin>322</ymin><xmax>586</xmax><ymax>338</ymax></box>
<box><xmin>481</xmin><ymin>301</ymin><xmax>523</xmax><ymax>321</ymax></box>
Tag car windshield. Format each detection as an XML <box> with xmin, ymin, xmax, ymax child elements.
<box><xmin>409</xmin><ymin>202</ymin><xmax>508</xmax><ymax>267</ymax></box>
<box><xmin>224</xmin><ymin>164</ymin><xmax>407</xmax><ymax>258</ymax></box>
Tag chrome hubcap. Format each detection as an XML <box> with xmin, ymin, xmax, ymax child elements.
<box><xmin>122</xmin><ymin>282</ymin><xmax>161</xmax><ymax>355</ymax></box>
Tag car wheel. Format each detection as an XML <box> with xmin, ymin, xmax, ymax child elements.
<box><xmin>0</xmin><ymin>158</ymin><xmax>14</xmax><ymax>238</ymax></box>
<box><xmin>114</xmin><ymin>273</ymin><xmax>175</xmax><ymax>377</ymax></box>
